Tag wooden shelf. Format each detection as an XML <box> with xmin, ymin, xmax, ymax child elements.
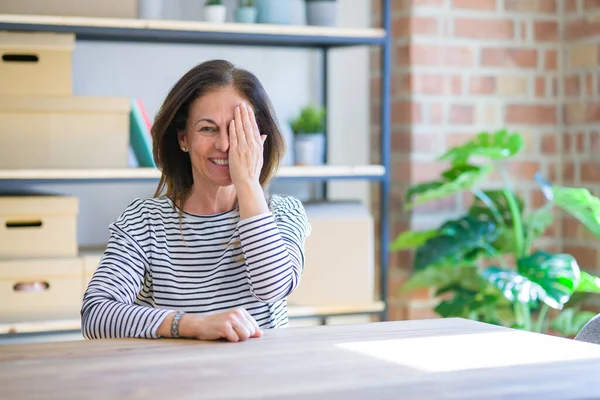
<box><xmin>0</xmin><ymin>165</ymin><xmax>386</xmax><ymax>183</ymax></box>
<box><xmin>0</xmin><ymin>14</ymin><xmax>386</xmax><ymax>48</ymax></box>
<box><xmin>0</xmin><ymin>302</ymin><xmax>385</xmax><ymax>335</ymax></box>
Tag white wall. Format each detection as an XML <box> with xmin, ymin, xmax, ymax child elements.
<box><xmin>0</xmin><ymin>0</ymin><xmax>371</xmax><ymax>247</ymax></box>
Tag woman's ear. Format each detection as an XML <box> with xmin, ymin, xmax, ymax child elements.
<box><xmin>177</xmin><ymin>131</ymin><xmax>188</xmax><ymax>152</ymax></box>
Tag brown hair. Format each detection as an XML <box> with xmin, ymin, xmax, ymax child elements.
<box><xmin>151</xmin><ymin>59</ymin><xmax>285</xmax><ymax>216</ymax></box>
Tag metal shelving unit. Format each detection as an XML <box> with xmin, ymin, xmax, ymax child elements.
<box><xmin>0</xmin><ymin>1</ymin><xmax>391</xmax><ymax>333</ymax></box>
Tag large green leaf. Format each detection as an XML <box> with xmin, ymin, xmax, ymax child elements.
<box><xmin>576</xmin><ymin>271</ymin><xmax>600</xmax><ymax>293</ymax></box>
<box><xmin>483</xmin><ymin>252</ymin><xmax>580</xmax><ymax>309</ymax></box>
<box><xmin>405</xmin><ymin>164</ymin><xmax>492</xmax><ymax>210</ymax></box>
<box><xmin>469</xmin><ymin>189</ymin><xmax>525</xmax><ymax>226</ymax></box>
<box><xmin>552</xmin><ymin>185</ymin><xmax>600</xmax><ymax>236</ymax></box>
<box><xmin>433</xmin><ymin>284</ymin><xmax>509</xmax><ymax>325</ymax></box>
<box><xmin>517</xmin><ymin>252</ymin><xmax>580</xmax><ymax>309</ymax></box>
<box><xmin>438</xmin><ymin>129</ymin><xmax>524</xmax><ymax>165</ymax></box>
<box><xmin>402</xmin><ymin>262</ymin><xmax>481</xmax><ymax>292</ymax></box>
<box><xmin>551</xmin><ymin>308</ymin><xmax>596</xmax><ymax>337</ymax></box>
<box><xmin>523</xmin><ymin>203</ymin><xmax>554</xmax><ymax>241</ymax></box>
<box><xmin>414</xmin><ymin>215</ymin><xmax>500</xmax><ymax>269</ymax></box>
<box><xmin>390</xmin><ymin>230</ymin><xmax>437</xmax><ymax>251</ymax></box>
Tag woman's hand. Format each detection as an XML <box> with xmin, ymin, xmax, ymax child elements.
<box><xmin>228</xmin><ymin>102</ymin><xmax>266</xmax><ymax>188</ymax></box>
<box><xmin>182</xmin><ymin>308</ymin><xmax>263</xmax><ymax>342</ymax></box>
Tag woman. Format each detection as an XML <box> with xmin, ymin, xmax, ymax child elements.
<box><xmin>81</xmin><ymin>60</ymin><xmax>311</xmax><ymax>342</ymax></box>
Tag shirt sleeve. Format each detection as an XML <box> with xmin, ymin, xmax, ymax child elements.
<box><xmin>237</xmin><ymin>196</ymin><xmax>311</xmax><ymax>303</ymax></box>
<box><xmin>80</xmin><ymin>202</ymin><xmax>173</xmax><ymax>339</ymax></box>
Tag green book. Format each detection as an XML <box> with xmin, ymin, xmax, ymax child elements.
<box><xmin>130</xmin><ymin>98</ymin><xmax>155</xmax><ymax>168</ymax></box>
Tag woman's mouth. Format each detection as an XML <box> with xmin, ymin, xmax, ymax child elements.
<box><xmin>210</xmin><ymin>158</ymin><xmax>229</xmax><ymax>167</ymax></box>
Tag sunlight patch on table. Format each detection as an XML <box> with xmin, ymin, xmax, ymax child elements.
<box><xmin>336</xmin><ymin>330</ymin><xmax>600</xmax><ymax>373</ymax></box>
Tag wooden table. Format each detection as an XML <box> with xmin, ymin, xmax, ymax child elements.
<box><xmin>2</xmin><ymin>318</ymin><xmax>600</xmax><ymax>399</ymax></box>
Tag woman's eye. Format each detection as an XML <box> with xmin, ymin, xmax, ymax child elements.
<box><xmin>200</xmin><ymin>126</ymin><xmax>217</xmax><ymax>134</ymax></box>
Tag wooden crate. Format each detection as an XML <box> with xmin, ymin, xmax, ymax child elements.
<box><xmin>0</xmin><ymin>96</ymin><xmax>131</xmax><ymax>169</ymax></box>
<box><xmin>0</xmin><ymin>31</ymin><xmax>74</xmax><ymax>96</ymax></box>
<box><xmin>0</xmin><ymin>195</ymin><xmax>78</xmax><ymax>259</ymax></box>
<box><xmin>0</xmin><ymin>257</ymin><xmax>83</xmax><ymax>323</ymax></box>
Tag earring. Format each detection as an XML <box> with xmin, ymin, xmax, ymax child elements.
<box><xmin>181</xmin><ymin>146</ymin><xmax>187</xmax><ymax>152</ymax></box>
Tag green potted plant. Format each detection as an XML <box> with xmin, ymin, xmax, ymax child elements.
<box><xmin>235</xmin><ymin>0</ymin><xmax>257</xmax><ymax>23</ymax></box>
<box><xmin>204</xmin><ymin>0</ymin><xmax>226</xmax><ymax>23</ymax></box>
<box><xmin>289</xmin><ymin>105</ymin><xmax>326</xmax><ymax>166</ymax></box>
<box><xmin>392</xmin><ymin>129</ymin><xmax>600</xmax><ymax>337</ymax></box>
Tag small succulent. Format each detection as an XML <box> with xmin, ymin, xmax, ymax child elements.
<box><xmin>206</xmin><ymin>0</ymin><xmax>223</xmax><ymax>6</ymax></box>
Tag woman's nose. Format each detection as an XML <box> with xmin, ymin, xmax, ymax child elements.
<box><xmin>215</xmin><ymin>129</ymin><xmax>230</xmax><ymax>152</ymax></box>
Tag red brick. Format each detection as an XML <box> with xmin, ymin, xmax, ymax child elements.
<box><xmin>391</xmin><ymin>131</ymin><xmax>440</xmax><ymax>153</ymax></box>
<box><xmin>430</xmin><ymin>103</ymin><xmax>444</xmax><ymax>124</ymax></box>
<box><xmin>562</xmin><ymin>161</ymin><xmax>576</xmax><ymax>181</ymax></box>
<box><xmin>564</xmin><ymin>245</ymin><xmax>598</xmax><ymax>269</ymax></box>
<box><xmin>392</xmin><ymin>101</ymin><xmax>421</xmax><ymax>124</ymax></box>
<box><xmin>406</xmin><ymin>304</ymin><xmax>439</xmax><ymax>320</ymax></box>
<box><xmin>451</xmin><ymin>75</ymin><xmax>462</xmax><ymax>94</ymax></box>
<box><xmin>534</xmin><ymin>21</ymin><xmax>559</xmax><ymax>41</ymax></box>
<box><xmin>506</xmin><ymin>104</ymin><xmax>557</xmax><ymax>124</ymax></box>
<box><xmin>481</xmin><ymin>48</ymin><xmax>538</xmax><ymax>68</ymax></box>
<box><xmin>592</xmin><ymin>131</ymin><xmax>600</xmax><ymax>152</ymax></box>
<box><xmin>581</xmin><ymin>162</ymin><xmax>600</xmax><ymax>182</ymax></box>
<box><xmin>545</xmin><ymin>50</ymin><xmax>557</xmax><ymax>70</ymax></box>
<box><xmin>411</xmin><ymin>74</ymin><xmax>445</xmax><ymax>94</ymax></box>
<box><xmin>584</xmin><ymin>0</ymin><xmax>600</xmax><ymax>10</ymax></box>
<box><xmin>541</xmin><ymin>133</ymin><xmax>557</xmax><ymax>153</ymax></box>
<box><xmin>565</xmin><ymin>75</ymin><xmax>580</xmax><ymax>97</ymax></box>
<box><xmin>563</xmin><ymin>216</ymin><xmax>580</xmax><ymax>239</ymax></box>
<box><xmin>504</xmin><ymin>0</ymin><xmax>556</xmax><ymax>13</ymax></box>
<box><xmin>469</xmin><ymin>76</ymin><xmax>496</xmax><ymax>94</ymax></box>
<box><xmin>396</xmin><ymin>44</ymin><xmax>410</xmax><ymax>67</ymax></box>
<box><xmin>454</xmin><ymin>18</ymin><xmax>514</xmax><ymax>39</ymax></box>
<box><xmin>446</xmin><ymin>132</ymin><xmax>475</xmax><ymax>148</ymax></box>
<box><xmin>586</xmin><ymin>74</ymin><xmax>594</xmax><ymax>95</ymax></box>
<box><xmin>565</xmin><ymin>103</ymin><xmax>600</xmax><ymax>124</ymax></box>
<box><xmin>450</xmin><ymin>104</ymin><xmax>474</xmax><ymax>124</ymax></box>
<box><xmin>452</xmin><ymin>0</ymin><xmax>496</xmax><ymax>10</ymax></box>
<box><xmin>577</xmin><ymin>132</ymin><xmax>586</xmax><ymax>152</ymax></box>
<box><xmin>566</xmin><ymin>0</ymin><xmax>578</xmax><ymax>11</ymax></box>
<box><xmin>412</xmin><ymin>44</ymin><xmax>474</xmax><ymax>66</ymax></box>
<box><xmin>393</xmin><ymin>159</ymin><xmax>448</xmax><ymax>183</ymax></box>
<box><xmin>393</xmin><ymin>16</ymin><xmax>439</xmax><ymax>37</ymax></box>
<box><xmin>535</xmin><ymin>77</ymin><xmax>546</xmax><ymax>98</ymax></box>
<box><xmin>566</xmin><ymin>19</ymin><xmax>600</xmax><ymax>41</ymax></box>
<box><xmin>412</xmin><ymin>196</ymin><xmax>458</xmax><ymax>213</ymax></box>
<box><xmin>507</xmin><ymin>161</ymin><xmax>541</xmax><ymax>180</ymax></box>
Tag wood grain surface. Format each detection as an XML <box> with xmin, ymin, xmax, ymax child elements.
<box><xmin>2</xmin><ymin>318</ymin><xmax>600</xmax><ymax>399</ymax></box>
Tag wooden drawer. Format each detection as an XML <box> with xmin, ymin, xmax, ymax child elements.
<box><xmin>0</xmin><ymin>31</ymin><xmax>74</xmax><ymax>96</ymax></box>
<box><xmin>0</xmin><ymin>96</ymin><xmax>130</xmax><ymax>169</ymax></box>
<box><xmin>0</xmin><ymin>258</ymin><xmax>83</xmax><ymax>323</ymax></box>
<box><xmin>0</xmin><ymin>196</ymin><xmax>78</xmax><ymax>259</ymax></box>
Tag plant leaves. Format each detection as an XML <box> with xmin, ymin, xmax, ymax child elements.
<box><xmin>482</xmin><ymin>267</ymin><xmax>545</xmax><ymax>306</ymax></box>
<box><xmin>414</xmin><ymin>215</ymin><xmax>500</xmax><ymax>269</ymax></box>
<box><xmin>402</xmin><ymin>262</ymin><xmax>481</xmax><ymax>292</ymax></box>
<box><xmin>438</xmin><ymin>129</ymin><xmax>524</xmax><ymax>165</ymax></box>
<box><xmin>523</xmin><ymin>203</ymin><xmax>554</xmax><ymax>241</ymax></box>
<box><xmin>469</xmin><ymin>189</ymin><xmax>525</xmax><ymax>226</ymax></box>
<box><xmin>551</xmin><ymin>185</ymin><xmax>600</xmax><ymax>236</ymax></box>
<box><xmin>390</xmin><ymin>230</ymin><xmax>438</xmax><ymax>251</ymax></box>
<box><xmin>405</xmin><ymin>164</ymin><xmax>492</xmax><ymax>210</ymax></box>
<box><xmin>576</xmin><ymin>271</ymin><xmax>600</xmax><ymax>293</ymax></box>
<box><xmin>550</xmin><ymin>308</ymin><xmax>597</xmax><ymax>337</ymax></box>
<box><xmin>517</xmin><ymin>252</ymin><xmax>580</xmax><ymax>309</ymax></box>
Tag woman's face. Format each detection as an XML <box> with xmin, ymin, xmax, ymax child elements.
<box><xmin>178</xmin><ymin>86</ymin><xmax>251</xmax><ymax>189</ymax></box>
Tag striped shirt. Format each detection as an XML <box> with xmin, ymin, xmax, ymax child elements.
<box><xmin>81</xmin><ymin>194</ymin><xmax>311</xmax><ymax>339</ymax></box>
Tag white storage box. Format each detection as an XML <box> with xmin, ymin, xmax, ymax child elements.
<box><xmin>0</xmin><ymin>31</ymin><xmax>74</xmax><ymax>96</ymax></box>
<box><xmin>0</xmin><ymin>96</ymin><xmax>131</xmax><ymax>169</ymax></box>
<box><xmin>287</xmin><ymin>201</ymin><xmax>375</xmax><ymax>307</ymax></box>
<box><xmin>0</xmin><ymin>257</ymin><xmax>83</xmax><ymax>323</ymax></box>
<box><xmin>0</xmin><ymin>195</ymin><xmax>79</xmax><ymax>259</ymax></box>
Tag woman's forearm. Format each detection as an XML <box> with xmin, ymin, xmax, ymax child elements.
<box><xmin>236</xmin><ymin>181</ymin><xmax>269</xmax><ymax>220</ymax></box>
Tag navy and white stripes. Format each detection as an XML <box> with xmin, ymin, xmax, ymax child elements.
<box><xmin>81</xmin><ymin>195</ymin><xmax>311</xmax><ymax>339</ymax></box>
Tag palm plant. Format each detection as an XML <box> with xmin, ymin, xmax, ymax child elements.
<box><xmin>392</xmin><ymin>129</ymin><xmax>600</xmax><ymax>336</ymax></box>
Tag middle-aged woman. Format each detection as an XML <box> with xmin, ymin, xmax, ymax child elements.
<box><xmin>81</xmin><ymin>59</ymin><xmax>311</xmax><ymax>342</ymax></box>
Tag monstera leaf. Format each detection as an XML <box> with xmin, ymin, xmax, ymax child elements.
<box><xmin>482</xmin><ymin>252</ymin><xmax>580</xmax><ymax>309</ymax></box>
<box><xmin>405</xmin><ymin>164</ymin><xmax>492</xmax><ymax>210</ymax></box>
<box><xmin>552</xmin><ymin>186</ymin><xmax>600</xmax><ymax>237</ymax></box>
<box><xmin>414</xmin><ymin>215</ymin><xmax>500</xmax><ymax>269</ymax></box>
<box><xmin>469</xmin><ymin>189</ymin><xmax>525</xmax><ymax>225</ymax></box>
<box><xmin>576</xmin><ymin>271</ymin><xmax>600</xmax><ymax>293</ymax></box>
<box><xmin>390</xmin><ymin>229</ymin><xmax>437</xmax><ymax>251</ymax></box>
<box><xmin>402</xmin><ymin>262</ymin><xmax>481</xmax><ymax>292</ymax></box>
<box><xmin>523</xmin><ymin>203</ymin><xmax>554</xmax><ymax>241</ymax></box>
<box><xmin>433</xmin><ymin>284</ymin><xmax>508</xmax><ymax>325</ymax></box>
<box><xmin>438</xmin><ymin>129</ymin><xmax>524</xmax><ymax>165</ymax></box>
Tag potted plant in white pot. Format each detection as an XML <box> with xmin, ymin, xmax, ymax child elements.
<box><xmin>235</xmin><ymin>0</ymin><xmax>257</xmax><ymax>23</ymax></box>
<box><xmin>204</xmin><ymin>0</ymin><xmax>227</xmax><ymax>23</ymax></box>
<box><xmin>305</xmin><ymin>0</ymin><xmax>337</xmax><ymax>26</ymax></box>
<box><xmin>289</xmin><ymin>105</ymin><xmax>326</xmax><ymax>166</ymax></box>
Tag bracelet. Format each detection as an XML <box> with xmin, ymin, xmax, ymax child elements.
<box><xmin>171</xmin><ymin>311</ymin><xmax>185</xmax><ymax>339</ymax></box>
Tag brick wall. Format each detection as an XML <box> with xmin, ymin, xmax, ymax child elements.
<box><xmin>371</xmin><ymin>0</ymin><xmax>600</xmax><ymax>320</ymax></box>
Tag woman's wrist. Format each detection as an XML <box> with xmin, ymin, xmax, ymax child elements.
<box><xmin>157</xmin><ymin>312</ymin><xmax>202</xmax><ymax>339</ymax></box>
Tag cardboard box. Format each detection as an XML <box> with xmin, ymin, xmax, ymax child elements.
<box><xmin>0</xmin><ymin>195</ymin><xmax>79</xmax><ymax>259</ymax></box>
<box><xmin>0</xmin><ymin>96</ymin><xmax>131</xmax><ymax>169</ymax></box>
<box><xmin>0</xmin><ymin>31</ymin><xmax>74</xmax><ymax>96</ymax></box>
